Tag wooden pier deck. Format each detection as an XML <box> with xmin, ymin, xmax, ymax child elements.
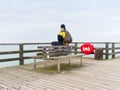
<box><xmin>0</xmin><ymin>57</ymin><xmax>120</xmax><ymax>90</ymax></box>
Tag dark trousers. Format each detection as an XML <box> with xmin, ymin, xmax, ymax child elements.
<box><xmin>51</xmin><ymin>41</ymin><xmax>63</xmax><ymax>46</ymax></box>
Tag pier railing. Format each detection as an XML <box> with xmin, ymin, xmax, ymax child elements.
<box><xmin>0</xmin><ymin>42</ymin><xmax>120</xmax><ymax>65</ymax></box>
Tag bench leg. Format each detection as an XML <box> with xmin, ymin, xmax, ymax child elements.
<box><xmin>44</xmin><ymin>59</ymin><xmax>48</xmax><ymax>69</ymax></box>
<box><xmin>57</xmin><ymin>59</ymin><xmax>60</xmax><ymax>73</ymax></box>
<box><xmin>34</xmin><ymin>58</ymin><xmax>36</xmax><ymax>69</ymax></box>
<box><xmin>68</xmin><ymin>54</ymin><xmax>71</xmax><ymax>66</ymax></box>
<box><xmin>80</xmin><ymin>56</ymin><xmax>83</xmax><ymax>67</ymax></box>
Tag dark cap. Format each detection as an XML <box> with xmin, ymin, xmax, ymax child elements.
<box><xmin>60</xmin><ymin>24</ymin><xmax>65</xmax><ymax>28</ymax></box>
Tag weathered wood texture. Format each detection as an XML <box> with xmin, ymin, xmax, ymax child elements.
<box><xmin>33</xmin><ymin>46</ymin><xmax>78</xmax><ymax>72</ymax></box>
<box><xmin>0</xmin><ymin>57</ymin><xmax>120</xmax><ymax>89</ymax></box>
<box><xmin>95</xmin><ymin>48</ymin><xmax>103</xmax><ymax>60</ymax></box>
<box><xmin>0</xmin><ymin>42</ymin><xmax>120</xmax><ymax>65</ymax></box>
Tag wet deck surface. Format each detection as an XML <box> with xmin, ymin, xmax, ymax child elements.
<box><xmin>0</xmin><ymin>57</ymin><xmax>120</xmax><ymax>90</ymax></box>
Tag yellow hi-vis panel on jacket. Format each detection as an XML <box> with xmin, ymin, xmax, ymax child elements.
<box><xmin>59</xmin><ymin>32</ymin><xmax>66</xmax><ymax>38</ymax></box>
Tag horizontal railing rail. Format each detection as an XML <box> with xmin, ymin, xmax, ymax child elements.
<box><xmin>0</xmin><ymin>42</ymin><xmax>120</xmax><ymax>65</ymax></box>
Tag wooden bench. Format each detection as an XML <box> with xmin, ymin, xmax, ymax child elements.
<box><xmin>33</xmin><ymin>46</ymin><xmax>83</xmax><ymax>72</ymax></box>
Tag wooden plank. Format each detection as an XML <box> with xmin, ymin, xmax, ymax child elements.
<box><xmin>0</xmin><ymin>58</ymin><xmax>19</xmax><ymax>62</ymax></box>
<box><xmin>1</xmin><ymin>58</ymin><xmax>120</xmax><ymax>89</ymax></box>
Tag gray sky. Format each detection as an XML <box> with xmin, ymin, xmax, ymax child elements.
<box><xmin>0</xmin><ymin>0</ymin><xmax>120</xmax><ymax>43</ymax></box>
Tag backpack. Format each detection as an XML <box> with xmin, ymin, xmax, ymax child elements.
<box><xmin>64</xmin><ymin>30</ymin><xmax>72</xmax><ymax>43</ymax></box>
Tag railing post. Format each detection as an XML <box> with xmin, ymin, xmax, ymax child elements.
<box><xmin>112</xmin><ymin>43</ymin><xmax>115</xmax><ymax>58</ymax></box>
<box><xmin>105</xmin><ymin>43</ymin><xmax>109</xmax><ymax>59</ymax></box>
<box><xmin>74</xmin><ymin>43</ymin><xmax>78</xmax><ymax>54</ymax></box>
<box><xmin>19</xmin><ymin>44</ymin><xmax>24</xmax><ymax>65</ymax></box>
<box><xmin>95</xmin><ymin>48</ymin><xmax>103</xmax><ymax>60</ymax></box>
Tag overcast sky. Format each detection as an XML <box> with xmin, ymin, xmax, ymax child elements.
<box><xmin>0</xmin><ymin>0</ymin><xmax>120</xmax><ymax>43</ymax></box>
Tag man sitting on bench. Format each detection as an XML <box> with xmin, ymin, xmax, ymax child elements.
<box><xmin>52</xmin><ymin>24</ymin><xmax>72</xmax><ymax>46</ymax></box>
